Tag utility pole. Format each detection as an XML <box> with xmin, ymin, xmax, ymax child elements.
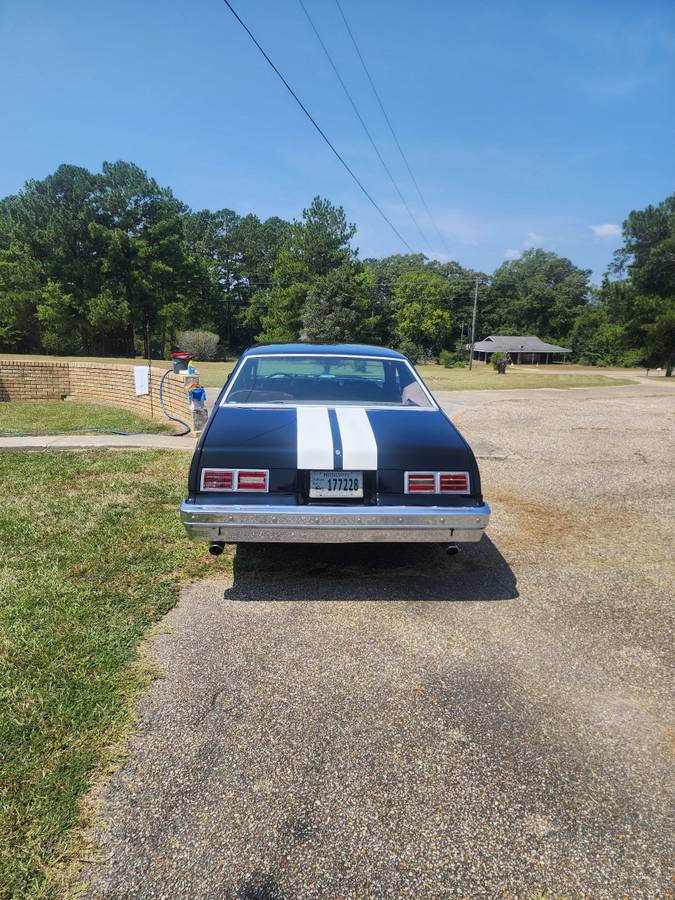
<box><xmin>469</xmin><ymin>275</ymin><xmax>479</xmax><ymax>371</ymax></box>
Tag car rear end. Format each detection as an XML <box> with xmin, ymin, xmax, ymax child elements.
<box><xmin>181</xmin><ymin>398</ymin><xmax>490</xmax><ymax>547</ymax></box>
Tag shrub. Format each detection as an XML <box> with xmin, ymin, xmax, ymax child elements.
<box><xmin>617</xmin><ymin>349</ymin><xmax>645</xmax><ymax>368</ymax></box>
<box><xmin>397</xmin><ymin>340</ymin><xmax>424</xmax><ymax>364</ymax></box>
<box><xmin>439</xmin><ymin>350</ymin><xmax>467</xmax><ymax>368</ymax></box>
<box><xmin>490</xmin><ymin>352</ymin><xmax>507</xmax><ymax>370</ymax></box>
<box><xmin>176</xmin><ymin>330</ymin><xmax>220</xmax><ymax>360</ymax></box>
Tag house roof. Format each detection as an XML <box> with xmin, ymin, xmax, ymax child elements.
<box><xmin>471</xmin><ymin>335</ymin><xmax>571</xmax><ymax>354</ymax></box>
<box><xmin>244</xmin><ymin>343</ymin><xmax>405</xmax><ymax>359</ymax></box>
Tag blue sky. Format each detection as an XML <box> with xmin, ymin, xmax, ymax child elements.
<box><xmin>2</xmin><ymin>0</ymin><xmax>673</xmax><ymax>280</ymax></box>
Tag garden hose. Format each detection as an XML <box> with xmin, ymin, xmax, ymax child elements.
<box><xmin>157</xmin><ymin>367</ymin><xmax>192</xmax><ymax>436</ymax></box>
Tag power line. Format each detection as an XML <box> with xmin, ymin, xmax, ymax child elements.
<box><xmin>297</xmin><ymin>0</ymin><xmax>430</xmax><ymax>252</ymax></box>
<box><xmin>221</xmin><ymin>0</ymin><xmax>414</xmax><ymax>253</ymax></box>
<box><xmin>334</xmin><ymin>0</ymin><xmax>451</xmax><ymax>256</ymax></box>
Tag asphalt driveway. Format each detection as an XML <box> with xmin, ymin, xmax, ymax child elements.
<box><xmin>82</xmin><ymin>383</ymin><xmax>674</xmax><ymax>899</ymax></box>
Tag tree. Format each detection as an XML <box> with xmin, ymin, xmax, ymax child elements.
<box><xmin>488</xmin><ymin>249</ymin><xmax>591</xmax><ymax>342</ymax></box>
<box><xmin>612</xmin><ymin>194</ymin><xmax>675</xmax><ymax>374</ymax></box>
<box><xmin>302</xmin><ymin>266</ymin><xmax>376</xmax><ymax>343</ymax></box>
<box><xmin>183</xmin><ymin>209</ymin><xmax>290</xmax><ymax>350</ymax></box>
<box><xmin>182</xmin><ymin>207</ymin><xmax>241</xmax><ymax>340</ymax></box>
<box><xmin>0</xmin><ymin>242</ymin><xmax>43</xmax><ymax>351</ymax></box>
<box><xmin>365</xmin><ymin>254</ymin><xmax>480</xmax><ymax>349</ymax></box>
<box><xmin>252</xmin><ymin>198</ymin><xmax>357</xmax><ymax>345</ymax></box>
<box><xmin>614</xmin><ymin>194</ymin><xmax>675</xmax><ymax>298</ymax></box>
<box><xmin>0</xmin><ymin>165</ymin><xmax>102</xmax><ymax>351</ymax></box>
<box><xmin>87</xmin><ymin>289</ymin><xmax>131</xmax><ymax>355</ymax></box>
<box><xmin>285</xmin><ymin>196</ymin><xmax>356</xmax><ymax>277</ymax></box>
<box><xmin>35</xmin><ymin>280</ymin><xmax>84</xmax><ymax>354</ymax></box>
<box><xmin>6</xmin><ymin>160</ymin><xmax>669</xmax><ymax>371</ymax></box>
<box><xmin>391</xmin><ymin>271</ymin><xmax>453</xmax><ymax>356</ymax></box>
<box><xmin>93</xmin><ymin>161</ymin><xmax>200</xmax><ymax>356</ymax></box>
<box><xmin>635</xmin><ymin>295</ymin><xmax>675</xmax><ymax>374</ymax></box>
<box><xmin>256</xmin><ymin>283</ymin><xmax>309</xmax><ymax>344</ymax></box>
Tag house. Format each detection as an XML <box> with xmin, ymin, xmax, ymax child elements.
<box><xmin>470</xmin><ymin>335</ymin><xmax>571</xmax><ymax>364</ymax></box>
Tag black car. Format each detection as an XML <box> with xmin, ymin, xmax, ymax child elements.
<box><xmin>181</xmin><ymin>344</ymin><xmax>490</xmax><ymax>553</ymax></box>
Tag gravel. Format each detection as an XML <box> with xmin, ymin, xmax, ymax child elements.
<box><xmin>81</xmin><ymin>382</ymin><xmax>674</xmax><ymax>899</ymax></box>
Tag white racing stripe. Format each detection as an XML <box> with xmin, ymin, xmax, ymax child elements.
<box><xmin>335</xmin><ymin>407</ymin><xmax>378</xmax><ymax>470</ymax></box>
<box><xmin>296</xmin><ymin>406</ymin><xmax>334</xmax><ymax>469</ymax></box>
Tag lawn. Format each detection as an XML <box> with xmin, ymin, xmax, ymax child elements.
<box><xmin>416</xmin><ymin>365</ymin><xmax>636</xmax><ymax>392</ymax></box>
<box><xmin>1</xmin><ymin>353</ymin><xmax>638</xmax><ymax>391</ymax></box>
<box><xmin>0</xmin><ymin>400</ymin><xmax>176</xmax><ymax>435</ymax></box>
<box><xmin>0</xmin><ymin>451</ymin><xmax>217</xmax><ymax>899</ymax></box>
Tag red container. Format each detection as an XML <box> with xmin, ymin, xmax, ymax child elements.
<box><xmin>171</xmin><ymin>351</ymin><xmax>194</xmax><ymax>373</ymax></box>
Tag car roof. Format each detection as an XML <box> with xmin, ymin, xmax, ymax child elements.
<box><xmin>242</xmin><ymin>343</ymin><xmax>406</xmax><ymax>360</ymax></box>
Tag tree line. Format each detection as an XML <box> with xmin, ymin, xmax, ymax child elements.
<box><xmin>0</xmin><ymin>161</ymin><xmax>672</xmax><ymax>373</ymax></box>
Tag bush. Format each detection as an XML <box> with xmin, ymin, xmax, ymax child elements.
<box><xmin>397</xmin><ymin>340</ymin><xmax>424</xmax><ymax>364</ymax></box>
<box><xmin>176</xmin><ymin>330</ymin><xmax>220</xmax><ymax>360</ymax></box>
<box><xmin>439</xmin><ymin>349</ymin><xmax>467</xmax><ymax>368</ymax></box>
<box><xmin>617</xmin><ymin>349</ymin><xmax>645</xmax><ymax>368</ymax></box>
<box><xmin>490</xmin><ymin>352</ymin><xmax>507</xmax><ymax>370</ymax></box>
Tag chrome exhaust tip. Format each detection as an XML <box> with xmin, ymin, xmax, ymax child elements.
<box><xmin>208</xmin><ymin>542</ymin><xmax>225</xmax><ymax>556</ymax></box>
<box><xmin>445</xmin><ymin>544</ymin><xmax>460</xmax><ymax>556</ymax></box>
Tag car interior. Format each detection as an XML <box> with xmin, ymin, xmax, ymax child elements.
<box><xmin>225</xmin><ymin>357</ymin><xmax>432</xmax><ymax>407</ymax></box>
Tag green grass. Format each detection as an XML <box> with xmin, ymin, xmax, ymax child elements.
<box><xmin>0</xmin><ymin>353</ymin><xmax>642</xmax><ymax>391</ymax></box>
<box><xmin>189</xmin><ymin>361</ymin><xmax>634</xmax><ymax>391</ymax></box>
<box><xmin>416</xmin><ymin>365</ymin><xmax>635</xmax><ymax>392</ymax></box>
<box><xmin>0</xmin><ymin>400</ymin><xmax>177</xmax><ymax>435</ymax></box>
<box><xmin>0</xmin><ymin>451</ymin><xmax>217</xmax><ymax>898</ymax></box>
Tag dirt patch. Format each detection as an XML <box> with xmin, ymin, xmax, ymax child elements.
<box><xmin>489</xmin><ymin>486</ymin><xmax>631</xmax><ymax>555</ymax></box>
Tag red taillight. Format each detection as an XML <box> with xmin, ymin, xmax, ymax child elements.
<box><xmin>439</xmin><ymin>472</ymin><xmax>469</xmax><ymax>494</ymax></box>
<box><xmin>200</xmin><ymin>468</ymin><xmax>269</xmax><ymax>492</ymax></box>
<box><xmin>202</xmin><ymin>468</ymin><xmax>234</xmax><ymax>491</ymax></box>
<box><xmin>405</xmin><ymin>472</ymin><xmax>436</xmax><ymax>493</ymax></box>
<box><xmin>404</xmin><ymin>471</ymin><xmax>470</xmax><ymax>494</ymax></box>
<box><xmin>236</xmin><ymin>470</ymin><xmax>268</xmax><ymax>492</ymax></box>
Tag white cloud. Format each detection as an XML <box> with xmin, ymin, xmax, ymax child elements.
<box><xmin>590</xmin><ymin>223</ymin><xmax>622</xmax><ymax>239</ymax></box>
<box><xmin>523</xmin><ymin>231</ymin><xmax>544</xmax><ymax>248</ymax></box>
<box><xmin>502</xmin><ymin>230</ymin><xmax>543</xmax><ymax>260</ymax></box>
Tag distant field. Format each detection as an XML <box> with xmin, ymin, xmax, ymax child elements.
<box><xmin>0</xmin><ymin>400</ymin><xmax>174</xmax><ymax>435</ymax></box>
<box><xmin>0</xmin><ymin>353</ymin><xmax>639</xmax><ymax>391</ymax></box>
<box><xmin>416</xmin><ymin>365</ymin><xmax>636</xmax><ymax>392</ymax></box>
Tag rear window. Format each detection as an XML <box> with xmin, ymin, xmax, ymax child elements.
<box><xmin>223</xmin><ymin>355</ymin><xmax>432</xmax><ymax>407</ymax></box>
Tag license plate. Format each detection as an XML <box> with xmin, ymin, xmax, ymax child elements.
<box><xmin>309</xmin><ymin>470</ymin><xmax>363</xmax><ymax>498</ymax></box>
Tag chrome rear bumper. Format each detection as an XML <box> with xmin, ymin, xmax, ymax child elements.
<box><xmin>180</xmin><ymin>501</ymin><xmax>490</xmax><ymax>543</ymax></box>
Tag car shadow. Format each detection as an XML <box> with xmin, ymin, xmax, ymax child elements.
<box><xmin>224</xmin><ymin>536</ymin><xmax>518</xmax><ymax>603</ymax></box>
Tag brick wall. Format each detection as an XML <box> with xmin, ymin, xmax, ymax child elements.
<box><xmin>0</xmin><ymin>360</ymin><xmax>197</xmax><ymax>431</ymax></box>
<box><xmin>0</xmin><ymin>360</ymin><xmax>70</xmax><ymax>402</ymax></box>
